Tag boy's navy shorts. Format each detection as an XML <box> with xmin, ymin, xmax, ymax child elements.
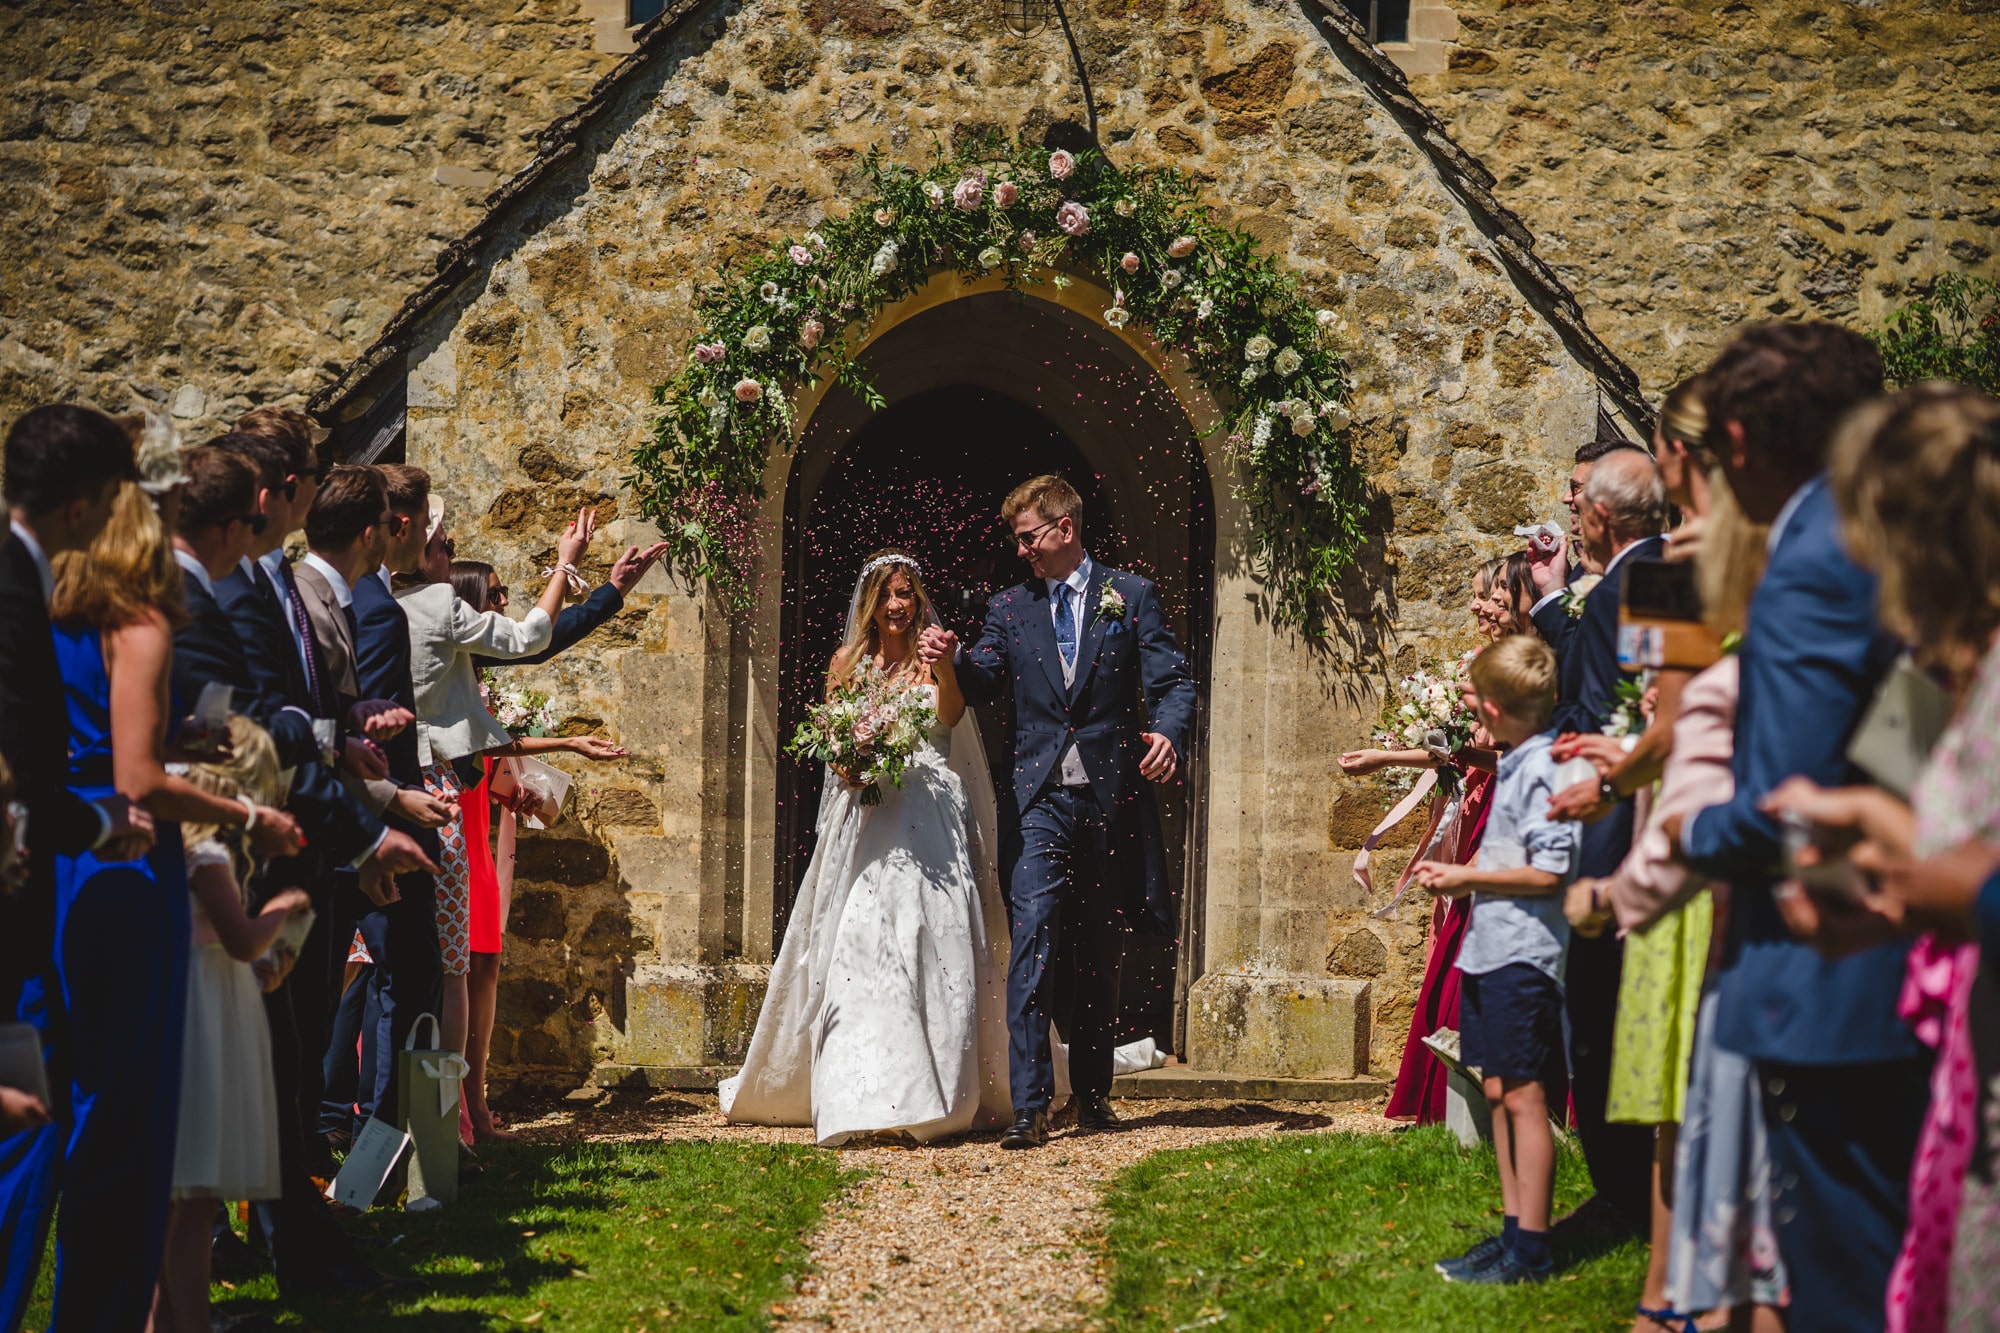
<box><xmin>1458</xmin><ymin>962</ymin><xmax>1564</xmax><ymax>1083</ymax></box>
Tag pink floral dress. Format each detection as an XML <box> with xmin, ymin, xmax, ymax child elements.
<box><xmin>1885</xmin><ymin>643</ymin><xmax>2000</xmax><ymax>1333</ymax></box>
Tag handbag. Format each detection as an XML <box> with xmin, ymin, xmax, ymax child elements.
<box><xmin>396</xmin><ymin>1012</ymin><xmax>467</xmax><ymax>1208</ymax></box>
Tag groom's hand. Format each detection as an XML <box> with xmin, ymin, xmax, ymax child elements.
<box><xmin>1139</xmin><ymin>732</ymin><xmax>1178</xmax><ymax>782</ymax></box>
<box><xmin>918</xmin><ymin>626</ymin><xmax>958</xmax><ymax>665</ymax></box>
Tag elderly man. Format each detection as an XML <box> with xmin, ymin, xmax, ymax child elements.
<box><xmin>1550</xmin><ymin>445</ymin><xmax>1669</xmax><ymax>1233</ymax></box>
<box><xmin>1528</xmin><ymin>433</ymin><xmax>1637</xmax><ymax>662</ymax></box>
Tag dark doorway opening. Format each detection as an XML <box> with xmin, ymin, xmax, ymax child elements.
<box><xmin>777</xmin><ymin>380</ymin><xmax>1211</xmax><ymax>1048</ymax></box>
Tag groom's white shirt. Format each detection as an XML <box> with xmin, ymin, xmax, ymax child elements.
<box><xmin>1048</xmin><ymin>553</ymin><xmax>1094</xmax><ymax>787</ymax></box>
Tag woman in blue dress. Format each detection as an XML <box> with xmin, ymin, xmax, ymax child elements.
<box><xmin>25</xmin><ymin>476</ymin><xmax>300</xmax><ymax>1332</ymax></box>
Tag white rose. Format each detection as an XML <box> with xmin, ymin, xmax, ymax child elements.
<box><xmin>1291</xmin><ymin>411</ymin><xmax>1317</xmax><ymax>437</ymax></box>
<box><xmin>1161</xmin><ymin>270</ymin><xmax>1183</xmax><ymax>290</ymax></box>
<box><xmin>1315</xmin><ymin>308</ymin><xmax>1339</xmax><ymax>329</ymax></box>
<box><xmin>1104</xmin><ymin>305</ymin><xmax>1130</xmax><ymax>328</ymax></box>
<box><xmin>978</xmin><ymin>246</ymin><xmax>1003</xmax><ymax>269</ymax></box>
<box><xmin>743</xmin><ymin>325</ymin><xmax>772</xmax><ymax>352</ymax></box>
<box><xmin>1244</xmin><ymin>334</ymin><xmax>1274</xmax><ymax>361</ymax></box>
<box><xmin>1322</xmin><ymin>402</ymin><xmax>1354</xmax><ymax>432</ymax></box>
<box><xmin>1273</xmin><ymin>346</ymin><xmax>1303</xmax><ymax>377</ymax></box>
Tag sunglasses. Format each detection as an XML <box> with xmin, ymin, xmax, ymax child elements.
<box><xmin>1010</xmin><ymin>516</ymin><xmax>1063</xmax><ymax>549</ymax></box>
<box><xmin>491</xmin><ymin>585</ymin><xmax>509</xmax><ymax>603</ymax></box>
<box><xmin>229</xmin><ymin>512</ymin><xmax>270</xmax><ymax>536</ymax></box>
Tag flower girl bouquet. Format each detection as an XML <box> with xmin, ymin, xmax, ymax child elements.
<box><xmin>1373</xmin><ymin>654</ymin><xmax>1480</xmax><ymax>793</ymax></box>
<box><xmin>479</xmin><ymin>670</ymin><xmax>558</xmax><ymax>738</ymax></box>
<box><xmin>787</xmin><ymin>663</ymin><xmax>939</xmax><ymax>807</ymax></box>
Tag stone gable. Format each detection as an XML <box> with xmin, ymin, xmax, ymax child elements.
<box><xmin>332</xmin><ymin>0</ymin><xmax>1643</xmax><ymax>1084</ymax></box>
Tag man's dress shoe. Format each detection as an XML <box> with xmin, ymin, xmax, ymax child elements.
<box><xmin>999</xmin><ymin>1109</ymin><xmax>1049</xmax><ymax>1149</ymax></box>
<box><xmin>1076</xmin><ymin>1094</ymin><xmax>1120</xmax><ymax>1131</ymax></box>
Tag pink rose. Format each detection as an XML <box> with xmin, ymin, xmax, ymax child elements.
<box><xmin>1049</xmin><ymin>149</ymin><xmax>1075</xmax><ymax>180</ymax></box>
<box><xmin>694</xmin><ymin>342</ymin><xmax>726</xmax><ymax>364</ymax></box>
<box><xmin>994</xmin><ymin>180</ymin><xmax>1018</xmax><ymax>208</ymax></box>
<box><xmin>874</xmin><ymin>207</ymin><xmax>894</xmax><ymax>227</ymax></box>
<box><xmin>1017</xmin><ymin>230</ymin><xmax>1037</xmax><ymax>253</ymax></box>
<box><xmin>1055</xmin><ymin>201</ymin><xmax>1090</xmax><ymax>237</ymax></box>
<box><xmin>952</xmin><ymin>175</ymin><xmax>984</xmax><ymax>210</ymax></box>
<box><xmin>799</xmin><ymin>318</ymin><xmax>824</xmax><ymax>350</ymax></box>
<box><xmin>734</xmin><ymin>378</ymin><xmax>762</xmax><ymax>403</ymax></box>
<box><xmin>1120</xmin><ymin>252</ymin><xmax>1140</xmax><ymax>273</ymax></box>
<box><xmin>789</xmin><ymin>244</ymin><xmax>813</xmax><ymax>266</ymax></box>
<box><xmin>1167</xmin><ymin>235</ymin><xmax>1197</xmax><ymax>259</ymax></box>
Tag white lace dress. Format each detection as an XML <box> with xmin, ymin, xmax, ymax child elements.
<box><xmin>720</xmin><ymin>689</ymin><xmax>1014</xmax><ymax>1145</ymax></box>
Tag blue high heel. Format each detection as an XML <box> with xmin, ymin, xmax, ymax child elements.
<box><xmin>1635</xmin><ymin>1304</ymin><xmax>1699</xmax><ymax>1333</ymax></box>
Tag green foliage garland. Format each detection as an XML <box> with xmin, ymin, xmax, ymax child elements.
<box><xmin>1870</xmin><ymin>272</ymin><xmax>2000</xmax><ymax>395</ymax></box>
<box><xmin>630</xmin><ymin>132</ymin><xmax>1362</xmax><ymax>635</ymax></box>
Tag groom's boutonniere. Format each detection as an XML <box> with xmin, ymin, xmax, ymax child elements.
<box><xmin>1098</xmin><ymin>583</ymin><xmax>1127</xmax><ymax>621</ymax></box>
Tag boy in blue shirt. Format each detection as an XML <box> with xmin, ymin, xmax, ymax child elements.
<box><xmin>1411</xmin><ymin>634</ymin><xmax>1581</xmax><ymax>1284</ymax></box>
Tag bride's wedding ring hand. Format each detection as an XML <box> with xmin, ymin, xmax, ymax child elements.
<box><xmin>1139</xmin><ymin>731</ymin><xmax>1177</xmax><ymax>782</ymax></box>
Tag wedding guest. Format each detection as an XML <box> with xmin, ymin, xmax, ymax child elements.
<box><xmin>1768</xmin><ymin>384</ymin><xmax>2000</xmax><ymax>1332</ymax></box>
<box><xmin>1552</xmin><ymin>447</ymin><xmax>1669</xmax><ymax>1232</ymax></box>
<box><xmin>157</xmin><ymin>715</ymin><xmax>307</xmax><ymax>1333</ymax></box>
<box><xmin>397</xmin><ymin>503</ymin><xmax>615</xmax><ymax>1060</ymax></box>
<box><xmin>29</xmin><ymin>458</ymin><xmax>300</xmax><ymax>1331</ymax></box>
<box><xmin>349</xmin><ymin>463</ymin><xmax>451</xmax><ymax>1134</ymax></box>
<box><xmin>1412</xmin><ymin>634</ymin><xmax>1581</xmax><ymax>1284</ymax></box>
<box><xmin>1665</xmin><ymin>322</ymin><xmax>1915</xmax><ymax>1333</ymax></box>
<box><xmin>456</xmin><ymin>537</ymin><xmax>664</xmax><ymax>1142</ymax></box>
<box><xmin>1528</xmin><ymin>434</ymin><xmax>1643</xmax><ymax>662</ymax></box>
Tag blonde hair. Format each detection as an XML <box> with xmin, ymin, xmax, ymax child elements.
<box><xmin>1659</xmin><ymin>375</ymin><xmax>1710</xmax><ymax>456</ymax></box>
<box><xmin>1832</xmin><ymin>383</ymin><xmax>2000</xmax><ymax>670</ymax></box>
<box><xmin>1694</xmin><ymin>472</ymin><xmax>1769</xmax><ymax>639</ymax></box>
<box><xmin>181</xmin><ymin>717</ymin><xmax>284</xmax><ymax>860</ymax></box>
<box><xmin>832</xmin><ymin>550</ymin><xmax>935</xmax><ymax>689</ymax></box>
<box><xmin>1468</xmin><ymin>632</ymin><xmax>1557</xmax><ymax>729</ymax></box>
<box><xmin>1001</xmin><ymin>474</ymin><xmax>1083</xmax><ymax>531</ymax></box>
<box><xmin>50</xmin><ymin>481</ymin><xmax>187</xmax><ymax>630</ymax></box>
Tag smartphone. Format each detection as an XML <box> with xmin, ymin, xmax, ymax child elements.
<box><xmin>1619</xmin><ymin>559</ymin><xmax>1721</xmax><ymax>671</ymax></box>
<box><xmin>1778</xmin><ymin>809</ymin><xmax>1871</xmax><ymax>901</ymax></box>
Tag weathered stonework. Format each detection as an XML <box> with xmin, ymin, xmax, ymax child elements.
<box><xmin>1415</xmin><ymin>0</ymin><xmax>2000</xmax><ymax>394</ymax></box>
<box><xmin>0</xmin><ymin>0</ymin><xmax>612</xmax><ymax>430</ymax></box>
<box><xmin>308</xmin><ymin>0</ymin><xmax>1647</xmax><ymax>1087</ymax></box>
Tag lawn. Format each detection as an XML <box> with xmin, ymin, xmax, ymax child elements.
<box><xmin>1088</xmin><ymin>1124</ymin><xmax>1647</xmax><ymax>1332</ymax></box>
<box><xmin>24</xmin><ymin>1139</ymin><xmax>847</xmax><ymax>1332</ymax></box>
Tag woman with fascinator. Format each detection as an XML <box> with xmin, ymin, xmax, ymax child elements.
<box><xmin>720</xmin><ymin>550</ymin><xmax>1014</xmax><ymax>1145</ymax></box>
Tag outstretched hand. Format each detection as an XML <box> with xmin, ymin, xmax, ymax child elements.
<box><xmin>917</xmin><ymin>626</ymin><xmax>958</xmax><ymax>666</ymax></box>
<box><xmin>1139</xmin><ymin>732</ymin><xmax>1177</xmax><ymax>782</ymax></box>
<box><xmin>608</xmin><ymin>542</ymin><xmax>671</xmax><ymax>595</ymax></box>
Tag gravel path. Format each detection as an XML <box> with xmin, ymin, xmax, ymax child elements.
<box><xmin>503</xmin><ymin>1089</ymin><xmax>1391</xmax><ymax>1332</ymax></box>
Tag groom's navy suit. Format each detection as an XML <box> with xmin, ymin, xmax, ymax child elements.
<box><xmin>957</xmin><ymin>557</ymin><xmax>1196</xmax><ymax>1113</ymax></box>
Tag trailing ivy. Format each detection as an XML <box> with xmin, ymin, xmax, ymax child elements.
<box><xmin>1869</xmin><ymin>272</ymin><xmax>2000</xmax><ymax>395</ymax></box>
<box><xmin>629</xmin><ymin>132</ymin><xmax>1362</xmax><ymax>636</ymax></box>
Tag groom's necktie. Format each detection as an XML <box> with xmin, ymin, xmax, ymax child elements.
<box><xmin>1053</xmin><ymin>582</ymin><xmax>1077</xmax><ymax>671</ymax></box>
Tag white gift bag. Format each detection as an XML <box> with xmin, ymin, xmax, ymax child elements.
<box><xmin>397</xmin><ymin>1013</ymin><xmax>465</xmax><ymax>1207</ymax></box>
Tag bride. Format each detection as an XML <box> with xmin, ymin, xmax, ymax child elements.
<box><xmin>720</xmin><ymin>551</ymin><xmax>1014</xmax><ymax>1145</ymax></box>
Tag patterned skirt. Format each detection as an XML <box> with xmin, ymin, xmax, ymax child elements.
<box><xmin>423</xmin><ymin>762</ymin><xmax>472</xmax><ymax>977</ymax></box>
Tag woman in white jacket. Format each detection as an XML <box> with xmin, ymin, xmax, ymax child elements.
<box><xmin>398</xmin><ymin>505</ymin><xmax>622</xmax><ymax>1054</ymax></box>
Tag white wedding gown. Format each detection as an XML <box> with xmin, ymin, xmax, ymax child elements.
<box><xmin>720</xmin><ymin>689</ymin><xmax>1018</xmax><ymax>1145</ymax></box>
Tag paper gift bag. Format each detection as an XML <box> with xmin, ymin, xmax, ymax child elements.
<box><xmin>396</xmin><ymin>1013</ymin><xmax>467</xmax><ymax>1207</ymax></box>
<box><xmin>490</xmin><ymin>755</ymin><xmax>572</xmax><ymax>830</ymax></box>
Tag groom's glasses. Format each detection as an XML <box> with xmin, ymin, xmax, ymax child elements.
<box><xmin>1011</xmin><ymin>517</ymin><xmax>1062</xmax><ymax>549</ymax></box>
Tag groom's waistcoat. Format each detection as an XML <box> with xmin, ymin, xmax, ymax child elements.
<box><xmin>958</xmin><ymin>563</ymin><xmax>1197</xmax><ymax>816</ymax></box>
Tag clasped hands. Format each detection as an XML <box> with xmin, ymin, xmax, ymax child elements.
<box><xmin>913</xmin><ymin>626</ymin><xmax>1177</xmax><ymax>782</ymax></box>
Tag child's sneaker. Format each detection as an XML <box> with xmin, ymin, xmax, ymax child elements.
<box><xmin>1448</xmin><ymin>1246</ymin><xmax>1552</xmax><ymax>1285</ymax></box>
<box><xmin>1433</xmin><ymin>1234</ymin><xmax>1506</xmax><ymax>1281</ymax></box>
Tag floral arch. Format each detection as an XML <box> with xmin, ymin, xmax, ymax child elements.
<box><xmin>631</xmin><ymin>133</ymin><xmax>1362</xmax><ymax>636</ymax></box>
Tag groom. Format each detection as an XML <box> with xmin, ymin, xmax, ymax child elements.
<box><xmin>920</xmin><ymin>475</ymin><xmax>1196</xmax><ymax>1149</ymax></box>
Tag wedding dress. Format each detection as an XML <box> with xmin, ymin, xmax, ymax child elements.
<box><xmin>719</xmin><ymin>686</ymin><xmax>1017</xmax><ymax>1145</ymax></box>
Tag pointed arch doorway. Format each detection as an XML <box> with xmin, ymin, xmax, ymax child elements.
<box><xmin>774</xmin><ymin>290</ymin><xmax>1215</xmax><ymax>1048</ymax></box>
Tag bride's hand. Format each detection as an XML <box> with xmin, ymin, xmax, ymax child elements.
<box><xmin>917</xmin><ymin>626</ymin><xmax>957</xmax><ymax>665</ymax></box>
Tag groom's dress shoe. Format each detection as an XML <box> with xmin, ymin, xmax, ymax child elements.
<box><xmin>999</xmin><ymin>1109</ymin><xmax>1049</xmax><ymax>1149</ymax></box>
<box><xmin>1076</xmin><ymin>1094</ymin><xmax>1120</xmax><ymax>1131</ymax></box>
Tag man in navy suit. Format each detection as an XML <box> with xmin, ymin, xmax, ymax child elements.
<box><xmin>1527</xmin><ymin>433</ymin><xmax>1631</xmax><ymax>667</ymax></box>
<box><xmin>1666</xmin><ymin>323</ymin><xmax>1918</xmax><ymax>1333</ymax></box>
<box><xmin>1541</xmin><ymin>446</ymin><xmax>1669</xmax><ymax>1230</ymax></box>
<box><xmin>920</xmin><ymin>475</ymin><xmax>1197</xmax><ymax>1149</ymax></box>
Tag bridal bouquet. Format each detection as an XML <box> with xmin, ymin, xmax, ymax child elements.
<box><xmin>786</xmin><ymin>663</ymin><xmax>938</xmax><ymax>807</ymax></box>
<box><xmin>1373</xmin><ymin>654</ymin><xmax>1480</xmax><ymax>796</ymax></box>
<box><xmin>479</xmin><ymin>669</ymin><xmax>558</xmax><ymax>738</ymax></box>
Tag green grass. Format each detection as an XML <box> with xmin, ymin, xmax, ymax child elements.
<box><xmin>1088</xmin><ymin>1124</ymin><xmax>1646</xmax><ymax>1332</ymax></box>
<box><xmin>25</xmin><ymin>1139</ymin><xmax>848</xmax><ymax>1332</ymax></box>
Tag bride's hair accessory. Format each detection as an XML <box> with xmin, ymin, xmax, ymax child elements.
<box><xmin>857</xmin><ymin>552</ymin><xmax>921</xmax><ymax>583</ymax></box>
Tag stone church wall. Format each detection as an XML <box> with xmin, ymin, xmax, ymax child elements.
<box><xmin>0</xmin><ymin>0</ymin><xmax>612</xmax><ymax>431</ymax></box>
<box><xmin>1414</xmin><ymin>0</ymin><xmax>2000</xmax><ymax>395</ymax></box>
<box><xmin>386</xmin><ymin>0</ymin><xmax>1621</xmax><ymax>1083</ymax></box>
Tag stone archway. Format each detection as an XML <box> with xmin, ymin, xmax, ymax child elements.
<box><xmin>759</xmin><ymin>286</ymin><xmax>1217</xmax><ymax>1047</ymax></box>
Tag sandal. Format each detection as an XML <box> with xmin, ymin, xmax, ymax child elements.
<box><xmin>1636</xmin><ymin>1305</ymin><xmax>1698</xmax><ymax>1333</ymax></box>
